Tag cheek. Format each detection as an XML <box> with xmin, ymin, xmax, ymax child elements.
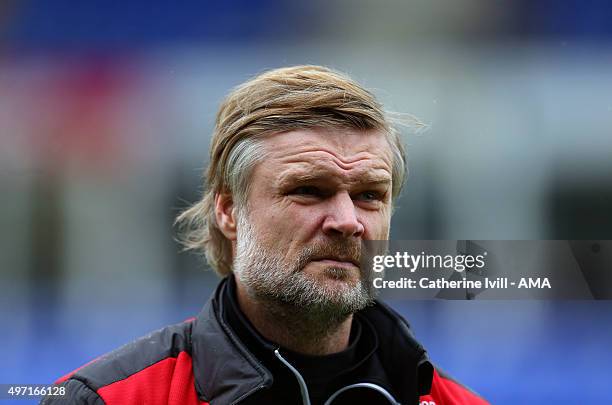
<box><xmin>362</xmin><ymin>212</ymin><xmax>391</xmax><ymax>239</ymax></box>
<box><xmin>250</xmin><ymin>205</ymin><xmax>315</xmax><ymax>246</ymax></box>
<box><xmin>280</xmin><ymin>205</ymin><xmax>327</xmax><ymax>242</ymax></box>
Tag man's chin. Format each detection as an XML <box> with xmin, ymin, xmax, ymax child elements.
<box><xmin>299</xmin><ymin>268</ymin><xmax>360</xmax><ymax>293</ymax></box>
<box><xmin>239</xmin><ymin>262</ymin><xmax>372</xmax><ymax>315</ymax></box>
<box><xmin>298</xmin><ymin>269</ymin><xmax>368</xmax><ymax>302</ymax></box>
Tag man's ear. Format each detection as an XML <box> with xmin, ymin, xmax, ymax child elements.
<box><xmin>214</xmin><ymin>192</ymin><xmax>237</xmax><ymax>241</ymax></box>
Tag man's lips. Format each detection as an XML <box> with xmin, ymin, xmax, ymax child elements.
<box><xmin>309</xmin><ymin>258</ymin><xmax>359</xmax><ymax>268</ymax></box>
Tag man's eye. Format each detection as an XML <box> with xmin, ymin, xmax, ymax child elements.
<box><xmin>291</xmin><ymin>186</ymin><xmax>321</xmax><ymax>196</ymax></box>
<box><xmin>356</xmin><ymin>191</ymin><xmax>382</xmax><ymax>201</ymax></box>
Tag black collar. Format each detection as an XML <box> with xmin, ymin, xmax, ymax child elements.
<box><xmin>191</xmin><ymin>278</ymin><xmax>272</xmax><ymax>404</ymax></box>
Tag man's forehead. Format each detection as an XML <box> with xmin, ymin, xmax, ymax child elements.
<box><xmin>262</xmin><ymin>128</ymin><xmax>394</xmax><ymax>166</ymax></box>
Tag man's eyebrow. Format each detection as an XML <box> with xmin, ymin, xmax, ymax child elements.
<box><xmin>276</xmin><ymin>170</ymin><xmax>392</xmax><ymax>187</ymax></box>
<box><xmin>275</xmin><ymin>171</ymin><xmax>327</xmax><ymax>187</ymax></box>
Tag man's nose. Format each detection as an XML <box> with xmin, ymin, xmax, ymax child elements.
<box><xmin>322</xmin><ymin>192</ymin><xmax>365</xmax><ymax>238</ymax></box>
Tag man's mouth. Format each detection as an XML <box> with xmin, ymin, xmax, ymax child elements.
<box><xmin>310</xmin><ymin>257</ymin><xmax>360</xmax><ymax>269</ymax></box>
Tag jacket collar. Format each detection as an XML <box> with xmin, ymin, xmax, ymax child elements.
<box><xmin>191</xmin><ymin>278</ymin><xmax>273</xmax><ymax>404</ymax></box>
<box><xmin>190</xmin><ymin>278</ymin><xmax>432</xmax><ymax>404</ymax></box>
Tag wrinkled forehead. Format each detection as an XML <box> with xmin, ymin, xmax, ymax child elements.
<box><xmin>260</xmin><ymin>128</ymin><xmax>394</xmax><ymax>178</ymax></box>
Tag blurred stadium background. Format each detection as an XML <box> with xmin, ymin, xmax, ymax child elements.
<box><xmin>1</xmin><ymin>1</ymin><xmax>611</xmax><ymax>403</ymax></box>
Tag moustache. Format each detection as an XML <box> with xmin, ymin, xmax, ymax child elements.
<box><xmin>293</xmin><ymin>240</ymin><xmax>362</xmax><ymax>273</ymax></box>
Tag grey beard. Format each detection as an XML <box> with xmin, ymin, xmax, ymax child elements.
<box><xmin>233</xmin><ymin>213</ymin><xmax>377</xmax><ymax>325</ymax></box>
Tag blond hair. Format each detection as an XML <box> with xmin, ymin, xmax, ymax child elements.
<box><xmin>176</xmin><ymin>65</ymin><xmax>412</xmax><ymax>276</ymax></box>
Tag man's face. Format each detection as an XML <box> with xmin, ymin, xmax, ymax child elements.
<box><xmin>233</xmin><ymin>127</ymin><xmax>394</xmax><ymax>316</ymax></box>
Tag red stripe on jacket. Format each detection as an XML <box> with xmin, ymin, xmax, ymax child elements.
<box><xmin>419</xmin><ymin>369</ymin><xmax>489</xmax><ymax>405</ymax></box>
<box><xmin>97</xmin><ymin>351</ymin><xmax>207</xmax><ymax>405</ymax></box>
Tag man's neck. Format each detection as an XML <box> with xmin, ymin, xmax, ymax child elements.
<box><xmin>235</xmin><ymin>277</ymin><xmax>353</xmax><ymax>356</ymax></box>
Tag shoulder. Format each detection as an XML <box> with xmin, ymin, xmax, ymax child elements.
<box><xmin>420</xmin><ymin>368</ymin><xmax>489</xmax><ymax>405</ymax></box>
<box><xmin>42</xmin><ymin>319</ymin><xmax>204</xmax><ymax>405</ymax></box>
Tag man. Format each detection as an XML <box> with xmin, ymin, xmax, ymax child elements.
<box><xmin>43</xmin><ymin>66</ymin><xmax>487</xmax><ymax>404</ymax></box>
